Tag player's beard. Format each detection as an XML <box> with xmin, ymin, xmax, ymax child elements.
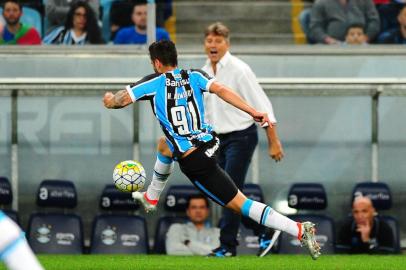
<box><xmin>5</xmin><ymin>18</ymin><xmax>19</xmax><ymax>26</ymax></box>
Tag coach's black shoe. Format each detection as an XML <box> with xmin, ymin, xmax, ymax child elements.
<box><xmin>207</xmin><ymin>246</ymin><xmax>236</xmax><ymax>257</ymax></box>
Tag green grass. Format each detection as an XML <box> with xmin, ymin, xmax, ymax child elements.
<box><xmin>1</xmin><ymin>255</ymin><xmax>405</xmax><ymax>270</ymax></box>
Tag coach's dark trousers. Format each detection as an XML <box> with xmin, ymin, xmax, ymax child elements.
<box><xmin>217</xmin><ymin>124</ymin><xmax>259</xmax><ymax>249</ymax></box>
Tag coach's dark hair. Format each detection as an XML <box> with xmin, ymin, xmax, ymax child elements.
<box><xmin>205</xmin><ymin>22</ymin><xmax>230</xmax><ymax>42</ymax></box>
<box><xmin>65</xmin><ymin>0</ymin><xmax>104</xmax><ymax>44</ymax></box>
<box><xmin>149</xmin><ymin>40</ymin><xmax>178</xmax><ymax>67</ymax></box>
<box><xmin>2</xmin><ymin>0</ymin><xmax>22</xmax><ymax>10</ymax></box>
<box><xmin>186</xmin><ymin>194</ymin><xmax>210</xmax><ymax>209</ymax></box>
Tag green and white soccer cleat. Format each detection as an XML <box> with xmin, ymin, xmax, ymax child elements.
<box><xmin>132</xmin><ymin>192</ymin><xmax>157</xmax><ymax>213</ymax></box>
<box><xmin>300</xmin><ymin>222</ymin><xmax>321</xmax><ymax>260</ymax></box>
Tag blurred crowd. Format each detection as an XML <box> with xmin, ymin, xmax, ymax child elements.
<box><xmin>302</xmin><ymin>0</ymin><xmax>406</xmax><ymax>45</ymax></box>
<box><xmin>0</xmin><ymin>0</ymin><xmax>172</xmax><ymax>45</ymax></box>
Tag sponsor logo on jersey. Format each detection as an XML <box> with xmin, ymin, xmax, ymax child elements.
<box><xmin>166</xmin><ymin>78</ymin><xmax>190</xmax><ymax>88</ymax></box>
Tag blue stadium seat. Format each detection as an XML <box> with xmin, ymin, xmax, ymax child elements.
<box><xmin>350</xmin><ymin>182</ymin><xmax>400</xmax><ymax>253</ymax></box>
<box><xmin>278</xmin><ymin>183</ymin><xmax>336</xmax><ymax>254</ymax></box>
<box><xmin>22</xmin><ymin>7</ymin><xmax>42</xmax><ymax>37</ymax></box>
<box><xmin>0</xmin><ymin>176</ymin><xmax>19</xmax><ymax>224</ymax></box>
<box><xmin>27</xmin><ymin>180</ymin><xmax>83</xmax><ymax>254</ymax></box>
<box><xmin>100</xmin><ymin>0</ymin><xmax>115</xmax><ymax>42</ymax></box>
<box><xmin>153</xmin><ymin>185</ymin><xmax>199</xmax><ymax>254</ymax></box>
<box><xmin>90</xmin><ymin>185</ymin><xmax>149</xmax><ymax>254</ymax></box>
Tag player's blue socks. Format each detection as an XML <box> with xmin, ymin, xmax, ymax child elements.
<box><xmin>241</xmin><ymin>199</ymin><xmax>299</xmax><ymax>238</ymax></box>
<box><xmin>145</xmin><ymin>153</ymin><xmax>174</xmax><ymax>203</ymax></box>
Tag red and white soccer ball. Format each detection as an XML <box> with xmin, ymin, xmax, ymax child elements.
<box><xmin>113</xmin><ymin>160</ymin><xmax>146</xmax><ymax>192</ymax></box>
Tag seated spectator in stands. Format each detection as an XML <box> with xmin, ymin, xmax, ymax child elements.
<box><xmin>378</xmin><ymin>5</ymin><xmax>406</xmax><ymax>44</ymax></box>
<box><xmin>309</xmin><ymin>0</ymin><xmax>380</xmax><ymax>44</ymax></box>
<box><xmin>166</xmin><ymin>194</ymin><xmax>220</xmax><ymax>255</ymax></box>
<box><xmin>299</xmin><ymin>0</ymin><xmax>315</xmax><ymax>43</ymax></box>
<box><xmin>45</xmin><ymin>0</ymin><xmax>100</xmax><ymax>32</ymax></box>
<box><xmin>344</xmin><ymin>24</ymin><xmax>368</xmax><ymax>45</ymax></box>
<box><xmin>43</xmin><ymin>1</ymin><xmax>104</xmax><ymax>45</ymax></box>
<box><xmin>338</xmin><ymin>196</ymin><xmax>395</xmax><ymax>254</ymax></box>
<box><xmin>374</xmin><ymin>0</ymin><xmax>404</xmax><ymax>34</ymax></box>
<box><xmin>0</xmin><ymin>0</ymin><xmax>41</xmax><ymax>45</ymax></box>
<box><xmin>114</xmin><ymin>1</ymin><xmax>170</xmax><ymax>45</ymax></box>
<box><xmin>109</xmin><ymin>0</ymin><xmax>133</xmax><ymax>41</ymax></box>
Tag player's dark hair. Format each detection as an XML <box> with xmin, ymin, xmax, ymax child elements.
<box><xmin>346</xmin><ymin>23</ymin><xmax>365</xmax><ymax>34</ymax></box>
<box><xmin>149</xmin><ymin>40</ymin><xmax>178</xmax><ymax>67</ymax></box>
<box><xmin>65</xmin><ymin>0</ymin><xmax>105</xmax><ymax>44</ymax></box>
<box><xmin>187</xmin><ymin>194</ymin><xmax>210</xmax><ymax>209</ymax></box>
<box><xmin>2</xmin><ymin>0</ymin><xmax>22</xmax><ymax>10</ymax></box>
<box><xmin>205</xmin><ymin>22</ymin><xmax>230</xmax><ymax>42</ymax></box>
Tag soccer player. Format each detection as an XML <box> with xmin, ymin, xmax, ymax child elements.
<box><xmin>0</xmin><ymin>211</ymin><xmax>44</xmax><ymax>270</ymax></box>
<box><xmin>103</xmin><ymin>40</ymin><xmax>321</xmax><ymax>259</ymax></box>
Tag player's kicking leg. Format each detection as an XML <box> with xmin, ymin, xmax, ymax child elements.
<box><xmin>227</xmin><ymin>191</ymin><xmax>320</xmax><ymax>259</ymax></box>
<box><xmin>176</xmin><ymin>140</ymin><xmax>321</xmax><ymax>260</ymax></box>
<box><xmin>0</xmin><ymin>211</ymin><xmax>44</xmax><ymax>270</ymax></box>
<box><xmin>132</xmin><ymin>137</ymin><xmax>174</xmax><ymax>212</ymax></box>
<box><xmin>133</xmin><ymin>138</ymin><xmax>321</xmax><ymax>259</ymax></box>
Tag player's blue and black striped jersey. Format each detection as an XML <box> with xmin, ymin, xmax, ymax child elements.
<box><xmin>126</xmin><ymin>68</ymin><xmax>215</xmax><ymax>158</ymax></box>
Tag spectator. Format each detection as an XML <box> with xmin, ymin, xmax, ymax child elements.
<box><xmin>375</xmin><ymin>1</ymin><xmax>405</xmax><ymax>34</ymax></box>
<box><xmin>166</xmin><ymin>194</ymin><xmax>220</xmax><ymax>255</ymax></box>
<box><xmin>378</xmin><ymin>5</ymin><xmax>406</xmax><ymax>44</ymax></box>
<box><xmin>338</xmin><ymin>196</ymin><xmax>395</xmax><ymax>254</ymax></box>
<box><xmin>45</xmin><ymin>0</ymin><xmax>100</xmax><ymax>32</ymax></box>
<box><xmin>0</xmin><ymin>0</ymin><xmax>41</xmax><ymax>45</ymax></box>
<box><xmin>344</xmin><ymin>23</ymin><xmax>368</xmax><ymax>45</ymax></box>
<box><xmin>109</xmin><ymin>0</ymin><xmax>133</xmax><ymax>41</ymax></box>
<box><xmin>202</xmin><ymin>22</ymin><xmax>284</xmax><ymax>257</ymax></box>
<box><xmin>309</xmin><ymin>0</ymin><xmax>380</xmax><ymax>44</ymax></box>
<box><xmin>298</xmin><ymin>0</ymin><xmax>315</xmax><ymax>43</ymax></box>
<box><xmin>43</xmin><ymin>1</ymin><xmax>104</xmax><ymax>45</ymax></box>
<box><xmin>113</xmin><ymin>1</ymin><xmax>170</xmax><ymax>45</ymax></box>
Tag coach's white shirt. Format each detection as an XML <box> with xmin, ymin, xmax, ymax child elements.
<box><xmin>202</xmin><ymin>51</ymin><xmax>277</xmax><ymax>134</ymax></box>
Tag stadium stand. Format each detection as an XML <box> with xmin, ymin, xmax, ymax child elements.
<box><xmin>0</xmin><ymin>176</ymin><xmax>19</xmax><ymax>224</ymax></box>
<box><xmin>90</xmin><ymin>184</ymin><xmax>149</xmax><ymax>254</ymax></box>
<box><xmin>153</xmin><ymin>185</ymin><xmax>198</xmax><ymax>254</ymax></box>
<box><xmin>278</xmin><ymin>183</ymin><xmax>336</xmax><ymax>254</ymax></box>
<box><xmin>350</xmin><ymin>182</ymin><xmax>401</xmax><ymax>253</ymax></box>
<box><xmin>173</xmin><ymin>0</ymin><xmax>299</xmax><ymax>45</ymax></box>
<box><xmin>27</xmin><ymin>180</ymin><xmax>84</xmax><ymax>254</ymax></box>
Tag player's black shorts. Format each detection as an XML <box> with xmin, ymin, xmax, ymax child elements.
<box><xmin>178</xmin><ymin>137</ymin><xmax>238</xmax><ymax>206</ymax></box>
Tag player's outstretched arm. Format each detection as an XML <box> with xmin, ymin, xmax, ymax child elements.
<box><xmin>209</xmin><ymin>81</ymin><xmax>271</xmax><ymax>127</ymax></box>
<box><xmin>103</xmin><ymin>90</ymin><xmax>133</xmax><ymax>109</ymax></box>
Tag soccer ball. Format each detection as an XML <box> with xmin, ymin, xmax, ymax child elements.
<box><xmin>113</xmin><ymin>160</ymin><xmax>146</xmax><ymax>192</ymax></box>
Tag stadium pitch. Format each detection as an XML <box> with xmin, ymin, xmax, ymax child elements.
<box><xmin>0</xmin><ymin>255</ymin><xmax>403</xmax><ymax>270</ymax></box>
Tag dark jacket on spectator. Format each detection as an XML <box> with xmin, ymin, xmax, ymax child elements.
<box><xmin>338</xmin><ymin>217</ymin><xmax>396</xmax><ymax>254</ymax></box>
<box><xmin>379</xmin><ymin>28</ymin><xmax>406</xmax><ymax>44</ymax></box>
